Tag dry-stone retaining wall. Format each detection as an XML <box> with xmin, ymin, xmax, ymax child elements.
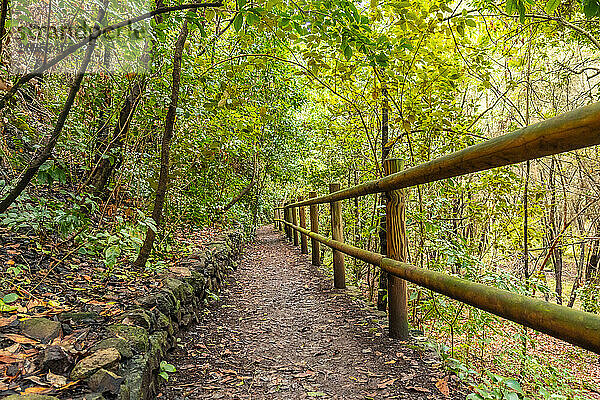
<box><xmin>5</xmin><ymin>230</ymin><xmax>243</xmax><ymax>400</ymax></box>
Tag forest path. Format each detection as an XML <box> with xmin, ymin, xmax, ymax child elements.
<box><xmin>160</xmin><ymin>226</ymin><xmax>465</xmax><ymax>399</ymax></box>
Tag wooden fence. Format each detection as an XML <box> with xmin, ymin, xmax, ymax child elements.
<box><xmin>274</xmin><ymin>102</ymin><xmax>600</xmax><ymax>354</ymax></box>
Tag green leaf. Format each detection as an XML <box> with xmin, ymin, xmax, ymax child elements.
<box><xmin>440</xmin><ymin>3</ymin><xmax>453</xmax><ymax>12</ymax></box>
<box><xmin>3</xmin><ymin>293</ymin><xmax>19</xmax><ymax>304</ymax></box>
<box><xmin>307</xmin><ymin>392</ymin><xmax>327</xmax><ymax>397</ymax></box>
<box><xmin>503</xmin><ymin>391</ymin><xmax>519</xmax><ymax>400</ymax></box>
<box><xmin>234</xmin><ymin>13</ymin><xmax>244</xmax><ymax>31</ymax></box>
<box><xmin>160</xmin><ymin>360</ymin><xmax>176</xmax><ymax>373</ymax></box>
<box><xmin>517</xmin><ymin>0</ymin><xmax>526</xmax><ymax>22</ymax></box>
<box><xmin>246</xmin><ymin>12</ymin><xmax>259</xmax><ymax>25</ymax></box>
<box><xmin>343</xmin><ymin>45</ymin><xmax>352</xmax><ymax>61</ymax></box>
<box><xmin>164</xmin><ymin>364</ymin><xmax>176</xmax><ymax>373</ymax></box>
<box><xmin>505</xmin><ymin>0</ymin><xmax>517</xmax><ymax>14</ymax></box>
<box><xmin>504</xmin><ymin>379</ymin><xmax>524</xmax><ymax>394</ymax></box>
<box><xmin>466</xmin><ymin>394</ymin><xmax>484</xmax><ymax>400</ymax></box>
<box><xmin>0</xmin><ymin>299</ymin><xmax>17</xmax><ymax>312</ymax></box>
<box><xmin>236</xmin><ymin>0</ymin><xmax>246</xmax><ymax>9</ymax></box>
<box><xmin>544</xmin><ymin>0</ymin><xmax>560</xmax><ymax>13</ymax></box>
<box><xmin>159</xmin><ymin>371</ymin><xmax>169</xmax><ymax>381</ymax></box>
<box><xmin>583</xmin><ymin>0</ymin><xmax>599</xmax><ymax>17</ymax></box>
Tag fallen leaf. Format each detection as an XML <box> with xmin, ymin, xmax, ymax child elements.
<box><xmin>24</xmin><ymin>375</ymin><xmax>48</xmax><ymax>386</ymax></box>
<box><xmin>0</xmin><ymin>354</ymin><xmax>20</xmax><ymax>364</ymax></box>
<box><xmin>436</xmin><ymin>376</ymin><xmax>450</xmax><ymax>397</ymax></box>
<box><xmin>293</xmin><ymin>370</ymin><xmax>315</xmax><ymax>378</ymax></box>
<box><xmin>377</xmin><ymin>378</ymin><xmax>397</xmax><ymax>389</ymax></box>
<box><xmin>58</xmin><ymin>380</ymin><xmax>80</xmax><ymax>391</ymax></box>
<box><xmin>221</xmin><ymin>369</ymin><xmax>237</xmax><ymax>375</ymax></box>
<box><xmin>3</xmin><ymin>334</ymin><xmax>38</xmax><ymax>345</ymax></box>
<box><xmin>23</xmin><ymin>386</ymin><xmax>52</xmax><ymax>394</ymax></box>
<box><xmin>47</xmin><ymin>371</ymin><xmax>67</xmax><ymax>388</ymax></box>
<box><xmin>0</xmin><ymin>78</ymin><xmax>11</xmax><ymax>91</ymax></box>
<box><xmin>0</xmin><ymin>315</ymin><xmax>17</xmax><ymax>328</ymax></box>
<box><xmin>406</xmin><ymin>385</ymin><xmax>431</xmax><ymax>393</ymax></box>
<box><xmin>26</xmin><ymin>299</ymin><xmax>46</xmax><ymax>309</ymax></box>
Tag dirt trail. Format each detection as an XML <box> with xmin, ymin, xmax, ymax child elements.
<box><xmin>160</xmin><ymin>226</ymin><xmax>467</xmax><ymax>399</ymax></box>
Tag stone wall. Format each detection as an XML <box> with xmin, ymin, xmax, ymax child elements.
<box><xmin>5</xmin><ymin>230</ymin><xmax>243</xmax><ymax>400</ymax></box>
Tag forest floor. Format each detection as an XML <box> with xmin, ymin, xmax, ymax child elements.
<box><xmin>159</xmin><ymin>226</ymin><xmax>468</xmax><ymax>400</ymax></box>
<box><xmin>0</xmin><ymin>221</ymin><xmax>224</xmax><ymax>396</ymax></box>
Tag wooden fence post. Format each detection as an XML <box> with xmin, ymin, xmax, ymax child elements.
<box><xmin>329</xmin><ymin>182</ymin><xmax>345</xmax><ymax>289</ymax></box>
<box><xmin>274</xmin><ymin>207</ymin><xmax>277</xmax><ymax>229</ymax></box>
<box><xmin>384</xmin><ymin>159</ymin><xmax>409</xmax><ymax>339</ymax></box>
<box><xmin>279</xmin><ymin>206</ymin><xmax>283</xmax><ymax>231</ymax></box>
<box><xmin>284</xmin><ymin>203</ymin><xmax>292</xmax><ymax>240</ymax></box>
<box><xmin>299</xmin><ymin>196</ymin><xmax>308</xmax><ymax>254</ymax></box>
<box><xmin>292</xmin><ymin>203</ymin><xmax>299</xmax><ymax>246</ymax></box>
<box><xmin>277</xmin><ymin>208</ymin><xmax>283</xmax><ymax>231</ymax></box>
<box><xmin>309</xmin><ymin>191</ymin><xmax>321</xmax><ymax>266</ymax></box>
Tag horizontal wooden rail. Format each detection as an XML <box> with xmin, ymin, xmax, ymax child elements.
<box><xmin>287</xmin><ymin>102</ymin><xmax>600</xmax><ymax>208</ymax></box>
<box><xmin>276</xmin><ymin>218</ymin><xmax>600</xmax><ymax>355</ymax></box>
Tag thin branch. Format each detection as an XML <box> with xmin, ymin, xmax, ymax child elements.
<box><xmin>0</xmin><ymin>2</ymin><xmax>223</xmax><ymax>109</ymax></box>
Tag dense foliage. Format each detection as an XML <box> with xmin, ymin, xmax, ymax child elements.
<box><xmin>1</xmin><ymin>0</ymin><xmax>599</xmax><ymax>397</ymax></box>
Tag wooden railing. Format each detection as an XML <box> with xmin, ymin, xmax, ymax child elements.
<box><xmin>274</xmin><ymin>102</ymin><xmax>600</xmax><ymax>355</ymax></box>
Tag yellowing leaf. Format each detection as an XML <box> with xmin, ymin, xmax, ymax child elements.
<box><xmin>23</xmin><ymin>387</ymin><xmax>52</xmax><ymax>394</ymax></box>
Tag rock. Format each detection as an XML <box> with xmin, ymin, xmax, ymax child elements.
<box><xmin>187</xmin><ymin>271</ymin><xmax>206</xmax><ymax>295</ymax></box>
<box><xmin>135</xmin><ymin>293</ymin><xmax>172</xmax><ymax>316</ymax></box>
<box><xmin>88</xmin><ymin>368</ymin><xmax>123</xmax><ymax>394</ymax></box>
<box><xmin>168</xmin><ymin>265</ymin><xmax>192</xmax><ymax>277</ymax></box>
<box><xmin>118</xmin><ymin>354</ymin><xmax>153</xmax><ymax>400</ymax></box>
<box><xmin>20</xmin><ymin>318</ymin><xmax>61</xmax><ymax>343</ymax></box>
<box><xmin>181</xmin><ymin>312</ymin><xmax>192</xmax><ymax>327</ymax></box>
<box><xmin>3</xmin><ymin>396</ymin><xmax>61</xmax><ymax>400</ymax></box>
<box><xmin>121</xmin><ymin>309</ymin><xmax>154</xmax><ymax>331</ymax></box>
<box><xmin>58</xmin><ymin>312</ymin><xmax>101</xmax><ymax>324</ymax></box>
<box><xmin>164</xmin><ymin>278</ymin><xmax>194</xmax><ymax>304</ymax></box>
<box><xmin>179</xmin><ymin>253</ymin><xmax>207</xmax><ymax>271</ymax></box>
<box><xmin>83</xmin><ymin>394</ymin><xmax>106</xmax><ymax>400</ymax></box>
<box><xmin>42</xmin><ymin>345</ymin><xmax>71</xmax><ymax>374</ymax></box>
<box><xmin>70</xmin><ymin>348</ymin><xmax>120</xmax><ymax>380</ymax></box>
<box><xmin>107</xmin><ymin>324</ymin><xmax>149</xmax><ymax>353</ymax></box>
<box><xmin>155</xmin><ymin>311</ymin><xmax>170</xmax><ymax>330</ymax></box>
<box><xmin>148</xmin><ymin>331</ymin><xmax>168</xmax><ymax>370</ymax></box>
<box><xmin>91</xmin><ymin>338</ymin><xmax>133</xmax><ymax>359</ymax></box>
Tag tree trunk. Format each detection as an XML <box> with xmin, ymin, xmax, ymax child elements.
<box><xmin>377</xmin><ymin>84</ymin><xmax>391</xmax><ymax>311</ymax></box>
<box><xmin>87</xmin><ymin>0</ymin><xmax>164</xmax><ymax>197</ymax></box>
<box><xmin>547</xmin><ymin>157</ymin><xmax>563</xmax><ymax>304</ymax></box>
<box><xmin>0</xmin><ymin>0</ymin><xmax>9</xmax><ymax>57</ymax></box>
<box><xmin>0</xmin><ymin>1</ymin><xmax>106</xmax><ymax>214</ymax></box>
<box><xmin>134</xmin><ymin>21</ymin><xmax>188</xmax><ymax>268</ymax></box>
<box><xmin>586</xmin><ymin>234</ymin><xmax>599</xmax><ymax>282</ymax></box>
<box><xmin>214</xmin><ymin>154</ymin><xmax>257</xmax><ymax>220</ymax></box>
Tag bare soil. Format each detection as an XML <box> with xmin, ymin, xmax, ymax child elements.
<box><xmin>159</xmin><ymin>226</ymin><xmax>468</xmax><ymax>399</ymax></box>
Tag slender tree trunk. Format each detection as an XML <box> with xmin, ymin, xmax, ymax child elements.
<box><xmin>87</xmin><ymin>78</ymin><xmax>146</xmax><ymax>195</ymax></box>
<box><xmin>585</xmin><ymin>232</ymin><xmax>599</xmax><ymax>282</ymax></box>
<box><xmin>0</xmin><ymin>1</ymin><xmax>106</xmax><ymax>214</ymax></box>
<box><xmin>214</xmin><ymin>154</ymin><xmax>257</xmax><ymax>220</ymax></box>
<box><xmin>547</xmin><ymin>157</ymin><xmax>563</xmax><ymax>304</ymax></box>
<box><xmin>568</xmin><ymin>240</ymin><xmax>586</xmax><ymax>308</ymax></box>
<box><xmin>377</xmin><ymin>84</ymin><xmax>391</xmax><ymax>311</ymax></box>
<box><xmin>0</xmin><ymin>0</ymin><xmax>9</xmax><ymax>57</ymax></box>
<box><xmin>134</xmin><ymin>21</ymin><xmax>188</xmax><ymax>268</ymax></box>
<box><xmin>87</xmin><ymin>0</ymin><xmax>164</xmax><ymax>196</ymax></box>
<box><xmin>251</xmin><ymin>167</ymin><xmax>264</xmax><ymax>232</ymax></box>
